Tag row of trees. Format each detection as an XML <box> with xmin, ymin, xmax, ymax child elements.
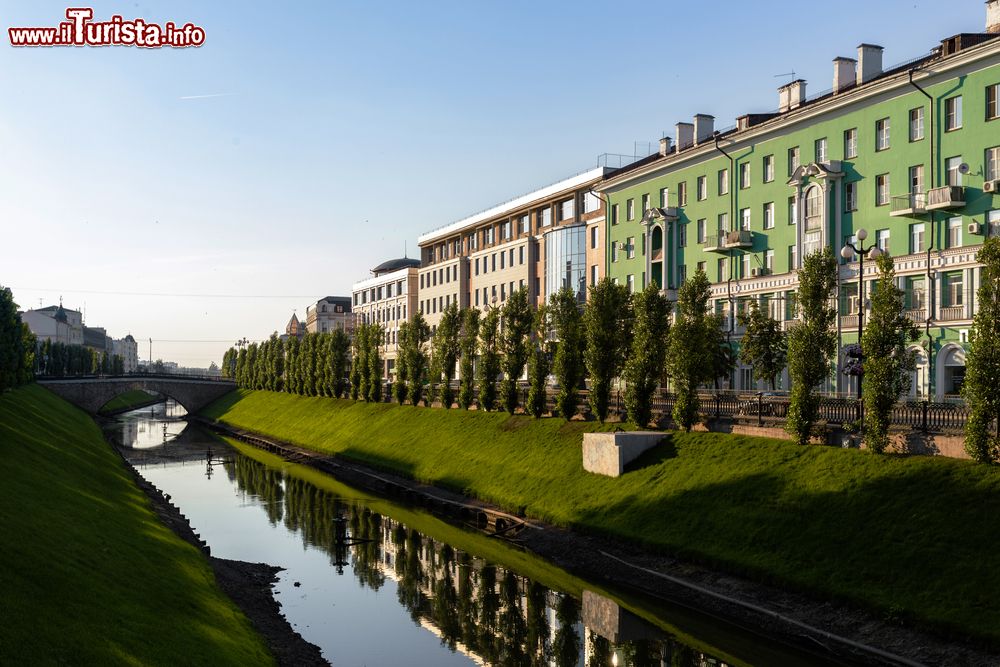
<box><xmin>223</xmin><ymin>330</ymin><xmax>352</xmax><ymax>398</ymax></box>
<box><xmin>34</xmin><ymin>339</ymin><xmax>125</xmax><ymax>377</ymax></box>
<box><xmin>0</xmin><ymin>286</ymin><xmax>35</xmax><ymax>392</ymax></box>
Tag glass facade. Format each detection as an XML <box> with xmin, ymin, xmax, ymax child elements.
<box><xmin>544</xmin><ymin>224</ymin><xmax>586</xmax><ymax>302</ymax></box>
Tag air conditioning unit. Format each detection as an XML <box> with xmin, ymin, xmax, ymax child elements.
<box><xmin>985</xmin><ymin>179</ymin><xmax>1000</xmax><ymax>193</ymax></box>
<box><xmin>968</xmin><ymin>222</ymin><xmax>983</xmax><ymax>235</ymax></box>
<box><xmin>751</xmin><ymin>268</ymin><xmax>761</xmax><ymax>277</ymax></box>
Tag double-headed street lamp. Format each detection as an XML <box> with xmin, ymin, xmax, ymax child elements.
<box><xmin>840</xmin><ymin>228</ymin><xmax>883</xmax><ymax>422</ymax></box>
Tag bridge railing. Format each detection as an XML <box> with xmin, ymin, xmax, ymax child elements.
<box><xmin>36</xmin><ymin>373</ymin><xmax>233</xmax><ymax>383</ymax></box>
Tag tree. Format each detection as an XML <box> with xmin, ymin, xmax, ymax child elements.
<box><xmin>964</xmin><ymin>238</ymin><xmax>1000</xmax><ymax>462</ymax></box>
<box><xmin>401</xmin><ymin>311</ymin><xmax>431</xmax><ymax>406</ymax></box>
<box><xmin>499</xmin><ymin>288</ymin><xmax>533</xmax><ymax>414</ymax></box>
<box><xmin>862</xmin><ymin>252</ymin><xmax>919</xmax><ymax>454</ymax></box>
<box><xmin>1</xmin><ymin>285</ymin><xmax>34</xmax><ymax>390</ymax></box>
<box><xmin>354</xmin><ymin>324</ymin><xmax>369</xmax><ymax>400</ymax></box>
<box><xmin>393</xmin><ymin>321</ymin><xmax>410</xmax><ymax>405</ymax></box>
<box><xmin>458</xmin><ymin>308</ymin><xmax>480</xmax><ymax>410</ymax></box>
<box><xmin>549</xmin><ymin>288</ymin><xmax>584</xmax><ymax>420</ymax></box>
<box><xmin>666</xmin><ymin>270</ymin><xmax>717</xmax><ymax>430</ymax></box>
<box><xmin>738</xmin><ymin>300</ymin><xmax>787</xmax><ymax>390</ymax></box>
<box><xmin>329</xmin><ymin>329</ymin><xmax>351</xmax><ymax>398</ymax></box>
<box><xmin>786</xmin><ymin>247</ymin><xmax>839</xmax><ymax>445</ymax></box>
<box><xmin>526</xmin><ymin>306</ymin><xmax>550</xmax><ymax>418</ymax></box>
<box><xmin>477</xmin><ymin>307</ymin><xmax>501</xmax><ymax>411</ymax></box>
<box><xmin>366</xmin><ymin>323</ymin><xmax>384</xmax><ymax>402</ymax></box>
<box><xmin>623</xmin><ymin>283</ymin><xmax>670</xmax><ymax>428</ymax></box>
<box><xmin>433</xmin><ymin>303</ymin><xmax>462</xmax><ymax>409</ymax></box>
<box><xmin>584</xmin><ymin>278</ymin><xmax>631</xmax><ymax>422</ymax></box>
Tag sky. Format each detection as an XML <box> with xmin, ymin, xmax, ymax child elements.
<box><xmin>0</xmin><ymin>0</ymin><xmax>990</xmax><ymax>367</ymax></box>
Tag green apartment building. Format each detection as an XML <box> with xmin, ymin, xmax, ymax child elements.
<box><xmin>598</xmin><ymin>3</ymin><xmax>1000</xmax><ymax>400</ymax></box>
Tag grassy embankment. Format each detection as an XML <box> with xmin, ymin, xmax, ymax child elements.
<box><xmin>98</xmin><ymin>389</ymin><xmax>161</xmax><ymax>415</ymax></box>
<box><xmin>204</xmin><ymin>389</ymin><xmax>1000</xmax><ymax>643</ymax></box>
<box><xmin>0</xmin><ymin>385</ymin><xmax>272</xmax><ymax>665</ymax></box>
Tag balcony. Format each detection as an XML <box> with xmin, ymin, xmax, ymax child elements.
<box><xmin>703</xmin><ymin>230</ymin><xmax>753</xmax><ymax>253</ymax></box>
<box><xmin>940</xmin><ymin>305</ymin><xmax>967</xmax><ymax>321</ymax></box>
<box><xmin>926</xmin><ymin>185</ymin><xmax>965</xmax><ymax>211</ymax></box>
<box><xmin>842</xmin><ymin>314</ymin><xmax>860</xmax><ymax>329</ymax></box>
<box><xmin>890</xmin><ymin>193</ymin><xmax>926</xmax><ymax>217</ymax></box>
<box><xmin>904</xmin><ymin>308</ymin><xmax>927</xmax><ymax>323</ymax></box>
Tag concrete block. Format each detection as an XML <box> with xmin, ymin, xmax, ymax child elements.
<box><xmin>582</xmin><ymin>431</ymin><xmax>664</xmax><ymax>477</ymax></box>
<box><xmin>581</xmin><ymin>590</ymin><xmax>660</xmax><ymax>643</ymax></box>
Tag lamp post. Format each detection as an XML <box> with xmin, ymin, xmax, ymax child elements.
<box><xmin>840</xmin><ymin>228</ymin><xmax>882</xmax><ymax>422</ymax></box>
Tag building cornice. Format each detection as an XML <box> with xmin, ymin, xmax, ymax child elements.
<box><xmin>598</xmin><ymin>38</ymin><xmax>1000</xmax><ymax>193</ymax></box>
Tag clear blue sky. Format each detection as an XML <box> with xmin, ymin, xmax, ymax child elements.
<box><xmin>0</xmin><ymin>0</ymin><xmax>989</xmax><ymax>366</ymax></box>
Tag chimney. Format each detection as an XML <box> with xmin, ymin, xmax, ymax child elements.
<box><xmin>778</xmin><ymin>80</ymin><xmax>807</xmax><ymax>112</ymax></box>
<box><xmin>989</xmin><ymin>0</ymin><xmax>1000</xmax><ymax>34</ymax></box>
<box><xmin>693</xmin><ymin>114</ymin><xmax>715</xmax><ymax>145</ymax></box>
<box><xmin>833</xmin><ymin>57</ymin><xmax>857</xmax><ymax>93</ymax></box>
<box><xmin>675</xmin><ymin>122</ymin><xmax>694</xmax><ymax>150</ymax></box>
<box><xmin>857</xmin><ymin>44</ymin><xmax>884</xmax><ymax>85</ymax></box>
<box><xmin>659</xmin><ymin>136</ymin><xmax>672</xmax><ymax>156</ymax></box>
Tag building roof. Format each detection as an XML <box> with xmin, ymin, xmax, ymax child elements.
<box><xmin>319</xmin><ymin>296</ymin><xmax>353</xmax><ymax>311</ymax></box>
<box><xmin>371</xmin><ymin>257</ymin><xmax>420</xmax><ymax>275</ymax></box>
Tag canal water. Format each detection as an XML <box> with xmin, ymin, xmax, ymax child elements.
<box><xmin>103</xmin><ymin>401</ymin><xmax>841</xmax><ymax>667</ymax></box>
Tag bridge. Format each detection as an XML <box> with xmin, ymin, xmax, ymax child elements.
<box><xmin>37</xmin><ymin>375</ymin><xmax>237</xmax><ymax>416</ymax></box>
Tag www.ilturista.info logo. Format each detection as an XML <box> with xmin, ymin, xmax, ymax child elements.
<box><xmin>8</xmin><ymin>8</ymin><xmax>205</xmax><ymax>48</ymax></box>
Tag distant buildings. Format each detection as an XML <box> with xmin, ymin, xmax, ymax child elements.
<box><xmin>21</xmin><ymin>303</ymin><xmax>140</xmax><ymax>373</ymax></box>
<box><xmin>305</xmin><ymin>296</ymin><xmax>354</xmax><ymax>334</ymax></box>
<box><xmin>280</xmin><ymin>312</ymin><xmax>306</xmax><ymax>342</ymax></box>
<box><xmin>351</xmin><ymin>257</ymin><xmax>420</xmax><ymax>379</ymax></box>
<box><xmin>113</xmin><ymin>334</ymin><xmax>139</xmax><ymax>373</ymax></box>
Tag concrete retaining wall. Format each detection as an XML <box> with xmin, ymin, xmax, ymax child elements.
<box><xmin>582</xmin><ymin>432</ymin><xmax>664</xmax><ymax>477</ymax></box>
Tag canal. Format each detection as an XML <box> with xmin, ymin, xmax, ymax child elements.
<box><xmin>103</xmin><ymin>401</ymin><xmax>843</xmax><ymax>667</ymax></box>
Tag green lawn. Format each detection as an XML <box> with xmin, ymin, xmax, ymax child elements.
<box><xmin>204</xmin><ymin>389</ymin><xmax>1000</xmax><ymax>643</ymax></box>
<box><xmin>0</xmin><ymin>385</ymin><xmax>273</xmax><ymax>665</ymax></box>
<box><xmin>98</xmin><ymin>388</ymin><xmax>160</xmax><ymax>414</ymax></box>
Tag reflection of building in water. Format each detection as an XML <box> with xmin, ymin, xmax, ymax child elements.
<box><xmin>222</xmin><ymin>455</ymin><xmax>732</xmax><ymax>667</ymax></box>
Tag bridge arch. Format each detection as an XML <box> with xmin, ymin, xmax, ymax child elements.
<box><xmin>36</xmin><ymin>376</ymin><xmax>237</xmax><ymax>416</ymax></box>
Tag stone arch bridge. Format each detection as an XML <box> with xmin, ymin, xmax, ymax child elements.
<box><xmin>37</xmin><ymin>375</ymin><xmax>237</xmax><ymax>415</ymax></box>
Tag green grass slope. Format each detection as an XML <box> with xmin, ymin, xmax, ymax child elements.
<box><xmin>98</xmin><ymin>389</ymin><xmax>160</xmax><ymax>414</ymax></box>
<box><xmin>0</xmin><ymin>385</ymin><xmax>272</xmax><ymax>665</ymax></box>
<box><xmin>204</xmin><ymin>389</ymin><xmax>1000</xmax><ymax>643</ymax></box>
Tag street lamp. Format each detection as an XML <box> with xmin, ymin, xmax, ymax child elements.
<box><xmin>840</xmin><ymin>228</ymin><xmax>883</xmax><ymax>421</ymax></box>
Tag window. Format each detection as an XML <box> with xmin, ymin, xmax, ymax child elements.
<box><xmin>626</xmin><ymin>199</ymin><xmax>635</xmax><ymax>221</ymax></box>
<box><xmin>626</xmin><ymin>236</ymin><xmax>635</xmax><ymax>259</ymax></box>
<box><xmin>491</xmin><ymin>253</ymin><xmax>496</xmax><ymax>271</ymax></box>
<box><xmin>678</xmin><ymin>264</ymin><xmax>687</xmax><ymax>284</ymax></box>
<box><xmin>804</xmin><ymin>187</ymin><xmax>822</xmax><ymax>231</ymax></box>
<box><xmin>947</xmin><ymin>217</ymin><xmax>963</xmax><ymax>248</ymax></box>
<box><xmin>641</xmin><ymin>193</ymin><xmax>650</xmax><ymax>214</ymax></box>
<box><xmin>875</xmin><ymin>118</ymin><xmax>893</xmax><ymax>152</ymax></box>
<box><xmin>788</xmin><ymin>245</ymin><xmax>797</xmax><ymax>270</ymax></box>
<box><xmin>875</xmin><ymin>173</ymin><xmax>890</xmax><ymax>206</ymax></box>
<box><xmin>946</xmin><ymin>156</ymin><xmax>963</xmax><ymax>186</ymax></box>
<box><xmin>763</xmin><ymin>154</ymin><xmax>774</xmax><ymax>182</ymax></box>
<box><xmin>677</xmin><ymin>182</ymin><xmax>687</xmax><ymax>206</ymax></box>
<box><xmin>611</xmin><ymin>203</ymin><xmax>619</xmax><ymax>225</ymax></box>
<box><xmin>739</xmin><ymin>162</ymin><xmax>750</xmax><ymax>189</ymax></box>
<box><xmin>989</xmin><ymin>209</ymin><xmax>1000</xmax><ymax>236</ymax></box>
<box><xmin>763</xmin><ymin>202</ymin><xmax>775</xmax><ymax>229</ymax></box>
<box><xmin>788</xmin><ymin>146</ymin><xmax>799</xmax><ymax>175</ymax></box>
<box><xmin>742</xmin><ymin>255</ymin><xmax>752</xmax><ymax>279</ymax></box>
<box><xmin>876</xmin><ymin>229</ymin><xmax>890</xmax><ymax>254</ymax></box>
<box><xmin>582</xmin><ymin>192</ymin><xmax>601</xmax><ymax>214</ymax></box>
<box><xmin>986</xmin><ymin>146</ymin><xmax>1000</xmax><ymax>181</ymax></box>
<box><xmin>559</xmin><ymin>198</ymin><xmax>575</xmax><ymax>221</ymax></box>
<box><xmin>988</xmin><ymin>84</ymin><xmax>1000</xmax><ymax>121</ymax></box>
<box><xmin>485</xmin><ymin>226</ymin><xmax>495</xmax><ymax>244</ymax></box>
<box><xmin>501</xmin><ymin>220</ymin><xmax>511</xmax><ymax>240</ymax></box>
<box><xmin>846</xmin><ymin>182</ymin><xmax>858</xmax><ymax>212</ymax></box>
<box><xmin>945</xmin><ymin>272</ymin><xmax>964</xmax><ymax>307</ymax></box>
<box><xmin>591</xmin><ymin>264</ymin><xmax>598</xmax><ymax>286</ymax></box>
<box><xmin>909</xmin><ymin>165</ymin><xmax>924</xmax><ymax>194</ymax></box>
<box><xmin>740</xmin><ymin>207</ymin><xmax>751</xmax><ymax>231</ymax></box>
<box><xmin>718</xmin><ymin>169</ymin><xmax>729</xmax><ymax>195</ymax></box>
<box><xmin>697</xmin><ymin>176</ymin><xmax>707</xmax><ymax>201</ymax></box>
<box><xmin>590</xmin><ymin>226</ymin><xmax>598</xmax><ymax>249</ymax></box>
<box><xmin>909</xmin><ymin>107</ymin><xmax>925</xmax><ymax>141</ymax></box>
<box><xmin>815</xmin><ymin>137</ymin><xmax>827</xmax><ymax>163</ymax></box>
<box><xmin>910</xmin><ymin>223</ymin><xmax>925</xmax><ymax>253</ymax></box>
<box><xmin>679</xmin><ymin>223</ymin><xmax>688</xmax><ymax>247</ymax></box>
<box><xmin>788</xmin><ymin>196</ymin><xmax>797</xmax><ymax>225</ymax></box>
<box><xmin>844</xmin><ymin>128</ymin><xmax>858</xmax><ymax>159</ymax></box>
<box><xmin>611</xmin><ymin>242</ymin><xmax>619</xmax><ymax>262</ymax></box>
<box><xmin>697</xmin><ymin>261</ymin><xmax>706</xmax><ymax>274</ymax></box>
<box><xmin>717</xmin><ymin>258</ymin><xmax>728</xmax><ymax>282</ymax></box>
<box><xmin>539</xmin><ymin>207</ymin><xmax>552</xmax><ymax>227</ymax></box>
<box><xmin>717</xmin><ymin>212</ymin><xmax>729</xmax><ymax>236</ymax></box>
<box><xmin>500</xmin><ymin>251</ymin><xmax>505</xmax><ymax>269</ymax></box>
<box><xmin>945</xmin><ymin>96</ymin><xmax>963</xmax><ymax>131</ymax></box>
<box><xmin>765</xmin><ymin>249</ymin><xmax>774</xmax><ymax>273</ymax></box>
<box><xmin>697</xmin><ymin>219</ymin><xmax>706</xmax><ymax>244</ymax></box>
<box><xmin>626</xmin><ymin>274</ymin><xmax>635</xmax><ymax>293</ymax></box>
<box><xmin>660</xmin><ymin>187</ymin><xmax>670</xmax><ymax>207</ymax></box>
<box><xmin>519</xmin><ymin>245</ymin><xmax>524</xmax><ymax>264</ymax></box>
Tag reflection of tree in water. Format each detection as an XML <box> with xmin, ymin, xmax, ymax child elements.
<box><xmin>226</xmin><ymin>452</ymin><xmax>731</xmax><ymax>667</ymax></box>
<box><xmin>552</xmin><ymin>594</ymin><xmax>582</xmax><ymax>667</ymax></box>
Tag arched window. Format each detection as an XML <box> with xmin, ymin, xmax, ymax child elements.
<box><xmin>804</xmin><ymin>186</ymin><xmax>823</xmax><ymax>231</ymax></box>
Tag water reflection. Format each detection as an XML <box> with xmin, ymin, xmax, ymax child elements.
<box><xmin>104</xmin><ymin>407</ymin><xmax>811</xmax><ymax>667</ymax></box>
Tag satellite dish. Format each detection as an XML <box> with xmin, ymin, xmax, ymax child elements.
<box><xmin>958</xmin><ymin>163</ymin><xmax>970</xmax><ymax>174</ymax></box>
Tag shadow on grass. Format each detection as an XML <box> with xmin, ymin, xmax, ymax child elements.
<box><xmin>623</xmin><ymin>435</ymin><xmax>677</xmax><ymax>474</ymax></box>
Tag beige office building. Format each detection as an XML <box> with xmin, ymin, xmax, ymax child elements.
<box><xmin>351</xmin><ymin>257</ymin><xmax>420</xmax><ymax>379</ymax></box>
